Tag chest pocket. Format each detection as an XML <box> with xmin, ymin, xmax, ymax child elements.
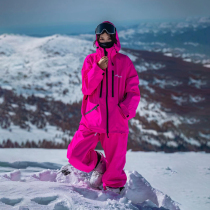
<box><xmin>112</xmin><ymin>70</ymin><xmax>114</xmax><ymax>97</ymax></box>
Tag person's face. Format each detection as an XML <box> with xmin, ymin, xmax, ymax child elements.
<box><xmin>99</xmin><ymin>32</ymin><xmax>112</xmax><ymax>43</ymax></box>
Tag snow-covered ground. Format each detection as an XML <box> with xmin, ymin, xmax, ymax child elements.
<box><xmin>0</xmin><ymin>149</ymin><xmax>209</xmax><ymax>210</ymax></box>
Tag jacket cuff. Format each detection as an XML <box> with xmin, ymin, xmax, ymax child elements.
<box><xmin>118</xmin><ymin>102</ymin><xmax>130</xmax><ymax>119</ymax></box>
<box><xmin>92</xmin><ymin>62</ymin><xmax>105</xmax><ymax>75</ymax></box>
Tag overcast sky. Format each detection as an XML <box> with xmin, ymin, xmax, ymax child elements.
<box><xmin>0</xmin><ymin>0</ymin><xmax>209</xmax><ymax>35</ymax></box>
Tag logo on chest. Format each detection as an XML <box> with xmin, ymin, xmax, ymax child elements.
<box><xmin>115</xmin><ymin>74</ymin><xmax>122</xmax><ymax>78</ymax></box>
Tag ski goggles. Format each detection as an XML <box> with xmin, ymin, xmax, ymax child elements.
<box><xmin>95</xmin><ymin>22</ymin><xmax>116</xmax><ymax>34</ymax></box>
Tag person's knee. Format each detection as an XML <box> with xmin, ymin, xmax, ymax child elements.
<box><xmin>67</xmin><ymin>143</ymin><xmax>76</xmax><ymax>163</ymax></box>
<box><xmin>67</xmin><ymin>144</ymin><xmax>84</xmax><ymax>166</ymax></box>
<box><xmin>67</xmin><ymin>147</ymin><xmax>77</xmax><ymax>161</ymax></box>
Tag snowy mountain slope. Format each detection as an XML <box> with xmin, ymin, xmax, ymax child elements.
<box><xmin>125</xmin><ymin>48</ymin><xmax>210</xmax><ymax>152</ymax></box>
<box><xmin>0</xmin><ymin>33</ymin><xmax>210</xmax><ymax>152</ymax></box>
<box><xmin>0</xmin><ymin>33</ymin><xmax>90</xmax><ymax>103</ymax></box>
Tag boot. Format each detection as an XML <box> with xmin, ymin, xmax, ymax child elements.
<box><xmin>105</xmin><ymin>186</ymin><xmax>126</xmax><ymax>195</ymax></box>
<box><xmin>89</xmin><ymin>151</ymin><xmax>106</xmax><ymax>189</ymax></box>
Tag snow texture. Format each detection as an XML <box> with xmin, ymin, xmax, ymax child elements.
<box><xmin>1</xmin><ymin>148</ymin><xmax>209</xmax><ymax>210</ymax></box>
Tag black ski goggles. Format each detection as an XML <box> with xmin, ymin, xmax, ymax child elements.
<box><xmin>95</xmin><ymin>22</ymin><xmax>116</xmax><ymax>34</ymax></box>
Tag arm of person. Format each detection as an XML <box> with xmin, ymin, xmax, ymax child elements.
<box><xmin>118</xmin><ymin>59</ymin><xmax>140</xmax><ymax>120</ymax></box>
<box><xmin>81</xmin><ymin>55</ymin><xmax>105</xmax><ymax>95</ymax></box>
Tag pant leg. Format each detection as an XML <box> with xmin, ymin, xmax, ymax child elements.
<box><xmin>66</xmin><ymin>123</ymin><xmax>100</xmax><ymax>173</ymax></box>
<box><xmin>100</xmin><ymin>132</ymin><xmax>128</xmax><ymax>189</ymax></box>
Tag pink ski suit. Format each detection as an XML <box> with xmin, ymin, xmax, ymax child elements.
<box><xmin>67</xmin><ymin>21</ymin><xmax>140</xmax><ymax>190</ymax></box>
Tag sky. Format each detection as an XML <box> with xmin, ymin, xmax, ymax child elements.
<box><xmin>0</xmin><ymin>0</ymin><xmax>210</xmax><ymax>36</ymax></box>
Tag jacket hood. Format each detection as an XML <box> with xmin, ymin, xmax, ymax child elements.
<box><xmin>95</xmin><ymin>21</ymin><xmax>121</xmax><ymax>59</ymax></box>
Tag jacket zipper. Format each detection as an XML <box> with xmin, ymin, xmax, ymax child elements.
<box><xmin>85</xmin><ymin>104</ymin><xmax>99</xmax><ymax>115</ymax></box>
<box><xmin>112</xmin><ymin>70</ymin><xmax>114</xmax><ymax>97</ymax></box>
<box><xmin>100</xmin><ymin>80</ymin><xmax>103</xmax><ymax>97</ymax></box>
<box><xmin>106</xmin><ymin>49</ymin><xmax>109</xmax><ymax>138</ymax></box>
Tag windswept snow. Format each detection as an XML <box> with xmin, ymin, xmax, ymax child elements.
<box><xmin>1</xmin><ymin>148</ymin><xmax>209</xmax><ymax>210</ymax></box>
<box><xmin>188</xmin><ymin>77</ymin><xmax>207</xmax><ymax>89</ymax></box>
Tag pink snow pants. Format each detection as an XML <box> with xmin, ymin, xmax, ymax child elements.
<box><xmin>66</xmin><ymin>123</ymin><xmax>128</xmax><ymax>190</ymax></box>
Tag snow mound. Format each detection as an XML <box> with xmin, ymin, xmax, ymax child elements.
<box><xmin>0</xmin><ymin>162</ymin><xmax>181</xmax><ymax>210</ymax></box>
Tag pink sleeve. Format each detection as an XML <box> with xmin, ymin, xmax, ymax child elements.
<box><xmin>118</xmin><ymin>60</ymin><xmax>140</xmax><ymax>120</ymax></box>
<box><xmin>81</xmin><ymin>56</ymin><xmax>105</xmax><ymax>95</ymax></box>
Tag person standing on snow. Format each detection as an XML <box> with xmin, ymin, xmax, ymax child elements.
<box><xmin>66</xmin><ymin>21</ymin><xmax>140</xmax><ymax>195</ymax></box>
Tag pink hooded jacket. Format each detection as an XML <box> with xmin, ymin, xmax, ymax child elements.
<box><xmin>80</xmin><ymin>21</ymin><xmax>140</xmax><ymax>138</ymax></box>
